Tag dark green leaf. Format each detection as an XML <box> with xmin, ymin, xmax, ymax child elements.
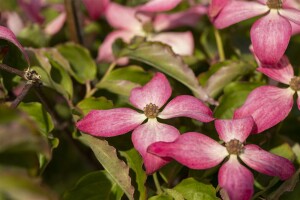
<box><xmin>79</xmin><ymin>134</ymin><xmax>134</xmax><ymax>200</ymax></box>
<box><xmin>19</xmin><ymin>102</ymin><xmax>54</xmax><ymax>136</ymax></box>
<box><xmin>214</xmin><ymin>82</ymin><xmax>263</xmax><ymax>119</ymax></box>
<box><xmin>57</xmin><ymin>42</ymin><xmax>96</xmax><ymax>83</ymax></box>
<box><xmin>120</xmin><ymin>148</ymin><xmax>147</xmax><ymax>200</ymax></box>
<box><xmin>63</xmin><ymin>170</ymin><xmax>124</xmax><ymax>200</ymax></box>
<box><xmin>119</xmin><ymin>39</ymin><xmax>216</xmax><ymax>104</ymax></box>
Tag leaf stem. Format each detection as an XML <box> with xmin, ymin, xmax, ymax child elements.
<box><xmin>213</xmin><ymin>28</ymin><xmax>225</xmax><ymax>62</ymax></box>
<box><xmin>85</xmin><ymin>62</ymin><xmax>117</xmax><ymax>98</ymax></box>
<box><xmin>101</xmin><ymin>61</ymin><xmax>117</xmax><ymax>83</ymax></box>
<box><xmin>10</xmin><ymin>83</ymin><xmax>34</xmax><ymax>108</ymax></box>
<box><xmin>153</xmin><ymin>172</ymin><xmax>163</xmax><ymax>195</ymax></box>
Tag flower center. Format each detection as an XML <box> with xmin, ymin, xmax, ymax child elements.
<box><xmin>144</xmin><ymin>103</ymin><xmax>159</xmax><ymax>118</ymax></box>
<box><xmin>266</xmin><ymin>0</ymin><xmax>282</xmax><ymax>9</ymax></box>
<box><xmin>225</xmin><ymin>139</ymin><xmax>244</xmax><ymax>155</ymax></box>
<box><xmin>289</xmin><ymin>76</ymin><xmax>300</xmax><ymax>91</ymax></box>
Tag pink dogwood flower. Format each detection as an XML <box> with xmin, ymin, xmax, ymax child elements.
<box><xmin>76</xmin><ymin>72</ymin><xmax>214</xmax><ymax>174</ymax></box>
<box><xmin>210</xmin><ymin>0</ymin><xmax>300</xmax><ymax>64</ymax></box>
<box><xmin>97</xmin><ymin>2</ymin><xmax>207</xmax><ymax>64</ymax></box>
<box><xmin>234</xmin><ymin>55</ymin><xmax>300</xmax><ymax>133</ymax></box>
<box><xmin>148</xmin><ymin>117</ymin><xmax>295</xmax><ymax>200</ymax></box>
<box><xmin>82</xmin><ymin>0</ymin><xmax>110</xmax><ymax>20</ymax></box>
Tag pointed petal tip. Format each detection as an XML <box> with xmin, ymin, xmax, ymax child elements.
<box><xmin>76</xmin><ymin>108</ymin><xmax>145</xmax><ymax>137</ymax></box>
<box><xmin>240</xmin><ymin>144</ymin><xmax>295</xmax><ymax>180</ymax></box>
<box><xmin>159</xmin><ymin>95</ymin><xmax>214</xmax><ymax>122</ymax></box>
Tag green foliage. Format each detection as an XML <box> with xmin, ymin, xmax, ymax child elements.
<box><xmin>57</xmin><ymin>43</ymin><xmax>97</xmax><ymax>84</ymax></box>
<box><xmin>96</xmin><ymin>65</ymin><xmax>152</xmax><ymax>96</ymax></box>
<box><xmin>172</xmin><ymin>178</ymin><xmax>219</xmax><ymax>200</ymax></box>
<box><xmin>63</xmin><ymin>171</ymin><xmax>124</xmax><ymax>200</ymax></box>
<box><xmin>118</xmin><ymin>38</ymin><xmax>214</xmax><ymax>103</ymax></box>
<box><xmin>76</xmin><ymin>97</ymin><xmax>113</xmax><ymax>115</ymax></box>
<box><xmin>214</xmin><ymin>82</ymin><xmax>263</xmax><ymax>118</ymax></box>
<box><xmin>79</xmin><ymin>134</ymin><xmax>134</xmax><ymax>200</ymax></box>
<box><xmin>120</xmin><ymin>148</ymin><xmax>147</xmax><ymax>200</ymax></box>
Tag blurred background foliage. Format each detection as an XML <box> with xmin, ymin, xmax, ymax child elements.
<box><xmin>0</xmin><ymin>0</ymin><xmax>300</xmax><ymax>199</ymax></box>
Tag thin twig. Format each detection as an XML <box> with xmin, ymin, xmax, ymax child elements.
<box><xmin>0</xmin><ymin>63</ymin><xmax>24</xmax><ymax>77</ymax></box>
<box><xmin>213</xmin><ymin>28</ymin><xmax>225</xmax><ymax>62</ymax></box>
<box><xmin>64</xmin><ymin>0</ymin><xmax>84</xmax><ymax>44</ymax></box>
<box><xmin>10</xmin><ymin>83</ymin><xmax>34</xmax><ymax>108</ymax></box>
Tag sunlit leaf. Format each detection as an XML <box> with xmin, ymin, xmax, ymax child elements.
<box><xmin>173</xmin><ymin>178</ymin><xmax>218</xmax><ymax>200</ymax></box>
<box><xmin>270</xmin><ymin>143</ymin><xmax>295</xmax><ymax>161</ymax></box>
<box><xmin>76</xmin><ymin>97</ymin><xmax>113</xmax><ymax>116</ymax></box>
<box><xmin>148</xmin><ymin>194</ymin><xmax>173</xmax><ymax>200</ymax></box>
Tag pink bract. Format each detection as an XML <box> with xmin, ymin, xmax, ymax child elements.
<box><xmin>210</xmin><ymin>0</ymin><xmax>300</xmax><ymax>64</ymax></box>
<box><xmin>148</xmin><ymin>117</ymin><xmax>295</xmax><ymax>200</ymax></box>
<box><xmin>82</xmin><ymin>0</ymin><xmax>110</xmax><ymax>20</ymax></box>
<box><xmin>0</xmin><ymin>26</ymin><xmax>29</xmax><ymax>65</ymax></box>
<box><xmin>77</xmin><ymin>72</ymin><xmax>214</xmax><ymax>174</ymax></box>
<box><xmin>234</xmin><ymin>55</ymin><xmax>299</xmax><ymax>133</ymax></box>
<box><xmin>97</xmin><ymin>1</ymin><xmax>206</xmax><ymax>64</ymax></box>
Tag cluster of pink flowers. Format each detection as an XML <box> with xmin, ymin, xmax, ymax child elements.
<box><xmin>76</xmin><ymin>0</ymin><xmax>299</xmax><ymax>200</ymax></box>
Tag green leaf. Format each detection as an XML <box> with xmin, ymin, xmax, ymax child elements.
<box><xmin>267</xmin><ymin>168</ymin><xmax>300</xmax><ymax>200</ymax></box>
<box><xmin>270</xmin><ymin>143</ymin><xmax>295</xmax><ymax>161</ymax></box>
<box><xmin>164</xmin><ymin>188</ymin><xmax>184</xmax><ymax>200</ymax></box>
<box><xmin>79</xmin><ymin>134</ymin><xmax>134</xmax><ymax>200</ymax></box>
<box><xmin>97</xmin><ymin>66</ymin><xmax>151</xmax><ymax>96</ymax></box>
<box><xmin>159</xmin><ymin>161</ymin><xmax>182</xmax><ymax>185</ymax></box>
<box><xmin>173</xmin><ymin>178</ymin><xmax>218</xmax><ymax>200</ymax></box>
<box><xmin>18</xmin><ymin>24</ymin><xmax>48</xmax><ymax>48</ymax></box>
<box><xmin>63</xmin><ymin>170</ymin><xmax>124</xmax><ymax>200</ymax></box>
<box><xmin>0</xmin><ymin>105</ymin><xmax>51</xmax><ymax>171</ymax></box>
<box><xmin>76</xmin><ymin>97</ymin><xmax>113</xmax><ymax>115</ymax></box>
<box><xmin>26</xmin><ymin>48</ymin><xmax>73</xmax><ymax>99</ymax></box>
<box><xmin>119</xmin><ymin>39</ymin><xmax>215</xmax><ymax>104</ymax></box>
<box><xmin>120</xmin><ymin>148</ymin><xmax>147</xmax><ymax>200</ymax></box>
<box><xmin>214</xmin><ymin>82</ymin><xmax>262</xmax><ymax>119</ymax></box>
<box><xmin>0</xmin><ymin>167</ymin><xmax>58</xmax><ymax>200</ymax></box>
<box><xmin>148</xmin><ymin>194</ymin><xmax>173</xmax><ymax>200</ymax></box>
<box><xmin>19</xmin><ymin>102</ymin><xmax>54</xmax><ymax>137</ymax></box>
<box><xmin>292</xmin><ymin>144</ymin><xmax>300</xmax><ymax>165</ymax></box>
<box><xmin>202</xmin><ymin>61</ymin><xmax>255</xmax><ymax>98</ymax></box>
<box><xmin>57</xmin><ymin>42</ymin><xmax>96</xmax><ymax>84</ymax></box>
